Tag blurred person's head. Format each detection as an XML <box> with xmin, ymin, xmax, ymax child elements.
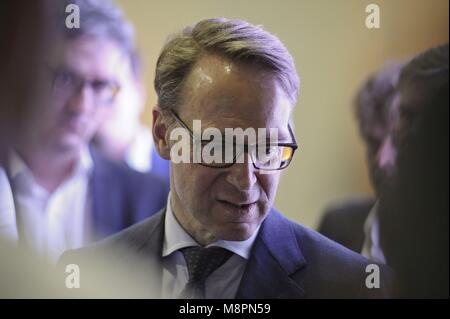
<box><xmin>0</xmin><ymin>0</ymin><xmax>58</xmax><ymax>163</ymax></box>
<box><xmin>395</xmin><ymin>44</ymin><xmax>449</xmax><ymax>151</ymax></box>
<box><xmin>380</xmin><ymin>43</ymin><xmax>449</xmax><ymax>298</ymax></box>
<box><xmin>93</xmin><ymin>50</ymin><xmax>146</xmax><ymax>161</ymax></box>
<box><xmin>152</xmin><ymin>18</ymin><xmax>299</xmax><ymax>245</ymax></box>
<box><xmin>354</xmin><ymin>63</ymin><xmax>403</xmax><ymax>194</ymax></box>
<box><xmin>0</xmin><ymin>0</ymin><xmax>84</xmax><ymax>298</ymax></box>
<box><xmin>18</xmin><ymin>0</ymin><xmax>134</xmax><ymax>158</ymax></box>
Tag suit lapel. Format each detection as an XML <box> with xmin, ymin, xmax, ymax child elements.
<box><xmin>133</xmin><ymin>208</ymin><xmax>166</xmax><ymax>298</ymax></box>
<box><xmin>236</xmin><ymin>209</ymin><xmax>307</xmax><ymax>298</ymax></box>
<box><xmin>90</xmin><ymin>149</ymin><xmax>124</xmax><ymax>239</ymax></box>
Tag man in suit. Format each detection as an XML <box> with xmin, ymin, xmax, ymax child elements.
<box><xmin>318</xmin><ymin>63</ymin><xmax>403</xmax><ymax>261</ymax></box>
<box><xmin>318</xmin><ymin>197</ymin><xmax>375</xmax><ymax>253</ymax></box>
<box><xmin>3</xmin><ymin>0</ymin><xmax>168</xmax><ymax>262</ymax></box>
<box><xmin>62</xmin><ymin>18</ymin><xmax>391</xmax><ymax>298</ymax></box>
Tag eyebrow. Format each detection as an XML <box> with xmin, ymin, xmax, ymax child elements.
<box><xmin>199</xmin><ymin>129</ymin><xmax>291</xmax><ymax>144</ymax></box>
<box><xmin>52</xmin><ymin>64</ymin><xmax>116</xmax><ymax>83</ymax></box>
<box><xmin>171</xmin><ymin>111</ymin><xmax>295</xmax><ymax>144</ymax></box>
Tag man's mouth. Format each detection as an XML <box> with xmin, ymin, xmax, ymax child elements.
<box><xmin>217</xmin><ymin>199</ymin><xmax>257</xmax><ymax>211</ymax></box>
<box><xmin>58</xmin><ymin>121</ymin><xmax>88</xmax><ymax>139</ymax></box>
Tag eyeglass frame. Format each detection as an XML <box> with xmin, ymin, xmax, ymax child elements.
<box><xmin>167</xmin><ymin>109</ymin><xmax>298</xmax><ymax>170</ymax></box>
<box><xmin>46</xmin><ymin>65</ymin><xmax>121</xmax><ymax>105</ymax></box>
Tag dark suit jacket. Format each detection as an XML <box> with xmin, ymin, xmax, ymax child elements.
<box><xmin>89</xmin><ymin>149</ymin><xmax>169</xmax><ymax>240</ymax></box>
<box><xmin>318</xmin><ymin>197</ymin><xmax>376</xmax><ymax>253</ymax></box>
<box><xmin>62</xmin><ymin>207</ymin><xmax>392</xmax><ymax>298</ymax></box>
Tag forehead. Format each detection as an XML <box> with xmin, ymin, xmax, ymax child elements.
<box><xmin>363</xmin><ymin>94</ymin><xmax>400</xmax><ymax>141</ymax></box>
<box><xmin>180</xmin><ymin>54</ymin><xmax>292</xmax><ymax>137</ymax></box>
<box><xmin>53</xmin><ymin>35</ymin><xmax>127</xmax><ymax>80</ymax></box>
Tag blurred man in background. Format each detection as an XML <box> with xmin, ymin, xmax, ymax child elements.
<box><xmin>2</xmin><ymin>0</ymin><xmax>167</xmax><ymax>262</ymax></box>
<box><xmin>379</xmin><ymin>43</ymin><xmax>449</xmax><ymax>298</ymax></box>
<box><xmin>319</xmin><ymin>63</ymin><xmax>403</xmax><ymax>263</ymax></box>
<box><xmin>0</xmin><ymin>0</ymin><xmax>56</xmax><ymax>245</ymax></box>
<box><xmin>0</xmin><ymin>0</ymin><xmax>75</xmax><ymax>297</ymax></box>
<box><xmin>92</xmin><ymin>49</ymin><xmax>170</xmax><ymax>181</ymax></box>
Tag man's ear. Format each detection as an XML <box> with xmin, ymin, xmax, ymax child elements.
<box><xmin>152</xmin><ymin>106</ymin><xmax>171</xmax><ymax>160</ymax></box>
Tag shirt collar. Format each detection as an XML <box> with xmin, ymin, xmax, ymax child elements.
<box><xmin>9</xmin><ymin>151</ymin><xmax>29</xmax><ymax>181</ymax></box>
<box><xmin>0</xmin><ymin>166</ymin><xmax>18</xmax><ymax>242</ymax></box>
<box><xmin>8</xmin><ymin>147</ymin><xmax>93</xmax><ymax>198</ymax></box>
<box><xmin>78</xmin><ymin>146</ymin><xmax>94</xmax><ymax>175</ymax></box>
<box><xmin>9</xmin><ymin>146</ymin><xmax>93</xmax><ymax>181</ymax></box>
<box><xmin>163</xmin><ymin>192</ymin><xmax>260</xmax><ymax>260</ymax></box>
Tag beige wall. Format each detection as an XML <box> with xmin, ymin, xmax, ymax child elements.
<box><xmin>116</xmin><ymin>0</ymin><xmax>448</xmax><ymax>229</ymax></box>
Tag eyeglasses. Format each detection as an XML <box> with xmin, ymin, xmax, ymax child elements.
<box><xmin>168</xmin><ymin>110</ymin><xmax>298</xmax><ymax>171</ymax></box>
<box><xmin>47</xmin><ymin>66</ymin><xmax>120</xmax><ymax>105</ymax></box>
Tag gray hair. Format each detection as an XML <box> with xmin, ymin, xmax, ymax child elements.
<box><xmin>154</xmin><ymin>18</ymin><xmax>300</xmax><ymax>111</ymax></box>
<box><xmin>58</xmin><ymin>0</ymin><xmax>135</xmax><ymax>56</ymax></box>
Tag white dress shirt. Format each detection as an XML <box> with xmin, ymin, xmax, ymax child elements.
<box><xmin>0</xmin><ymin>166</ymin><xmax>18</xmax><ymax>242</ymax></box>
<box><xmin>361</xmin><ymin>201</ymin><xmax>386</xmax><ymax>264</ymax></box>
<box><xmin>162</xmin><ymin>193</ymin><xmax>260</xmax><ymax>299</ymax></box>
<box><xmin>8</xmin><ymin>148</ymin><xmax>94</xmax><ymax>262</ymax></box>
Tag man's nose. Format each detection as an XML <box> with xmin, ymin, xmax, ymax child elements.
<box><xmin>225</xmin><ymin>153</ymin><xmax>257</xmax><ymax>191</ymax></box>
<box><xmin>376</xmin><ymin>136</ymin><xmax>397</xmax><ymax>174</ymax></box>
<box><xmin>66</xmin><ymin>84</ymin><xmax>96</xmax><ymax>115</ymax></box>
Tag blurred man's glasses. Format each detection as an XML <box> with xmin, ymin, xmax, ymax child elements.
<box><xmin>47</xmin><ymin>66</ymin><xmax>120</xmax><ymax>105</ymax></box>
<box><xmin>168</xmin><ymin>110</ymin><xmax>298</xmax><ymax>171</ymax></box>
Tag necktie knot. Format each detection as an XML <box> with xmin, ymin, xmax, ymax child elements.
<box><xmin>180</xmin><ymin>246</ymin><xmax>232</xmax><ymax>298</ymax></box>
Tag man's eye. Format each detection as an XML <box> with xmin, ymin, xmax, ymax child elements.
<box><xmin>91</xmin><ymin>81</ymin><xmax>110</xmax><ymax>92</ymax></box>
<box><xmin>267</xmin><ymin>146</ymin><xmax>276</xmax><ymax>154</ymax></box>
<box><xmin>54</xmin><ymin>72</ymin><xmax>74</xmax><ymax>86</ymax></box>
<box><xmin>262</xmin><ymin>145</ymin><xmax>277</xmax><ymax>156</ymax></box>
<box><xmin>256</xmin><ymin>145</ymin><xmax>279</xmax><ymax>162</ymax></box>
<box><xmin>367</xmin><ymin>143</ymin><xmax>380</xmax><ymax>156</ymax></box>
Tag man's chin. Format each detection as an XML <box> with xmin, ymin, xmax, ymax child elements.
<box><xmin>219</xmin><ymin>223</ymin><xmax>258</xmax><ymax>242</ymax></box>
<box><xmin>52</xmin><ymin>134</ymin><xmax>85</xmax><ymax>153</ymax></box>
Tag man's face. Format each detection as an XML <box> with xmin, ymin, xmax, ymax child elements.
<box><xmin>37</xmin><ymin>35</ymin><xmax>127</xmax><ymax>153</ymax></box>
<box><xmin>96</xmin><ymin>59</ymin><xmax>144</xmax><ymax>148</ymax></box>
<box><xmin>168</xmin><ymin>54</ymin><xmax>293</xmax><ymax>244</ymax></box>
<box><xmin>365</xmin><ymin>99</ymin><xmax>399</xmax><ymax>194</ymax></box>
<box><xmin>395</xmin><ymin>79</ymin><xmax>437</xmax><ymax>149</ymax></box>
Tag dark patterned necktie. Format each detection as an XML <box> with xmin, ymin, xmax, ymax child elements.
<box><xmin>179</xmin><ymin>246</ymin><xmax>233</xmax><ymax>299</ymax></box>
